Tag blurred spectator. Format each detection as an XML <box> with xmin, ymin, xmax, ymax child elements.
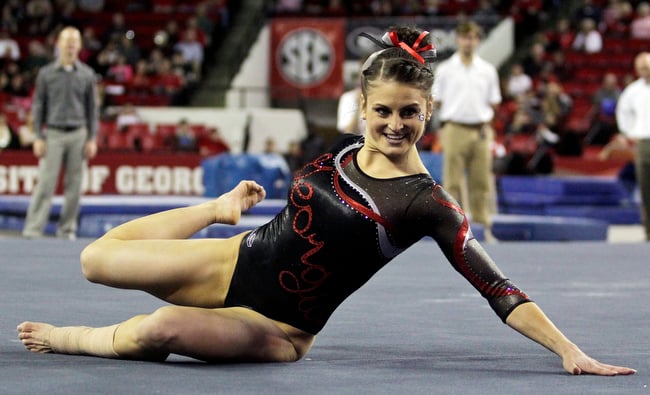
<box><xmin>194</xmin><ymin>3</ymin><xmax>215</xmax><ymax>41</ymax></box>
<box><xmin>55</xmin><ymin>0</ymin><xmax>79</xmax><ymax>30</ymax></box>
<box><xmin>80</xmin><ymin>27</ymin><xmax>102</xmax><ymax>64</ymax></box>
<box><xmin>602</xmin><ymin>0</ymin><xmax>634</xmax><ymax>37</ymax></box>
<box><xmin>198</xmin><ymin>127</ymin><xmax>229</xmax><ymax>156</ymax></box>
<box><xmin>155</xmin><ymin>20</ymin><xmax>180</xmax><ymax>57</ymax></box>
<box><xmin>370</xmin><ymin>0</ymin><xmax>394</xmax><ymax>16</ymax></box>
<box><xmin>423</xmin><ymin>0</ymin><xmax>443</xmax><ymax>16</ymax></box>
<box><xmin>173</xmin><ymin>29</ymin><xmax>204</xmax><ymax>79</ymax></box>
<box><xmin>509</xmin><ymin>1</ymin><xmax>542</xmax><ymax>43</ymax></box>
<box><xmin>17</xmin><ymin>112</ymin><xmax>37</xmax><ymax>148</ymax></box>
<box><xmin>117</xmin><ymin>35</ymin><xmax>141</xmax><ymax>67</ymax></box>
<box><xmin>77</xmin><ymin>0</ymin><xmax>105</xmax><ymax>12</ymax></box>
<box><xmin>115</xmin><ymin>102</ymin><xmax>141</xmax><ymax>132</ymax></box>
<box><xmin>21</xmin><ymin>40</ymin><xmax>50</xmax><ymax>81</ymax></box>
<box><xmin>95</xmin><ymin>41</ymin><xmax>121</xmax><ymax>76</ymax></box>
<box><xmin>283</xmin><ymin>140</ymin><xmax>303</xmax><ymax>174</ymax></box>
<box><xmin>205</xmin><ymin>0</ymin><xmax>230</xmax><ymax>31</ymax></box>
<box><xmin>5</xmin><ymin>73</ymin><xmax>30</xmax><ymax>97</ymax></box>
<box><xmin>473</xmin><ymin>0</ymin><xmax>498</xmax><ymax>19</ymax></box>
<box><xmin>172</xmin><ymin>118</ymin><xmax>197</xmax><ymax>152</ymax></box>
<box><xmin>274</xmin><ymin>0</ymin><xmax>303</xmax><ymax>14</ymax></box>
<box><xmin>507</xmin><ymin>90</ymin><xmax>539</xmax><ymax>136</ymax></box>
<box><xmin>170</xmin><ymin>51</ymin><xmax>191</xmax><ymax>80</ymax></box>
<box><xmin>505</xmin><ymin>63</ymin><xmax>533</xmax><ymax>99</ymax></box>
<box><xmin>263</xmin><ymin>137</ymin><xmax>277</xmax><ymax>154</ymax></box>
<box><xmin>0</xmin><ymin>29</ymin><xmax>20</xmax><ymax>61</ymax></box>
<box><xmin>522</xmin><ymin>42</ymin><xmax>547</xmax><ymax>79</ymax></box>
<box><xmin>300</xmin><ymin>125</ymin><xmax>325</xmax><ymax>164</ymax></box>
<box><xmin>336</xmin><ymin>83</ymin><xmax>364</xmax><ymax>135</ymax></box>
<box><xmin>184</xmin><ymin>16</ymin><xmax>208</xmax><ymax>47</ymax></box>
<box><xmin>323</xmin><ymin>0</ymin><xmax>347</xmax><ymax>16</ymax></box>
<box><xmin>572</xmin><ymin>18</ymin><xmax>602</xmax><ymax>54</ymax></box>
<box><xmin>544</xmin><ymin>17</ymin><xmax>575</xmax><ymax>53</ymax></box>
<box><xmin>147</xmin><ymin>48</ymin><xmax>166</xmax><ymax>75</ymax></box>
<box><xmin>106</xmin><ymin>54</ymin><xmax>133</xmax><ymax>83</ymax></box>
<box><xmin>631</xmin><ymin>2</ymin><xmax>650</xmax><ymax>39</ymax></box>
<box><xmin>573</xmin><ymin>0</ymin><xmax>602</xmax><ymax>25</ymax></box>
<box><xmin>0</xmin><ymin>113</ymin><xmax>11</xmax><ymax>150</ymax></box>
<box><xmin>151</xmin><ymin>58</ymin><xmax>184</xmax><ymax>99</ymax></box>
<box><xmin>102</xmin><ymin>12</ymin><xmax>128</xmax><ymax>45</ymax></box>
<box><xmin>585</xmin><ymin>72</ymin><xmax>621</xmax><ymax>145</ymax></box>
<box><xmin>25</xmin><ymin>0</ymin><xmax>54</xmax><ymax>35</ymax></box>
<box><xmin>545</xmin><ymin>50</ymin><xmax>574</xmax><ymax>82</ymax></box>
<box><xmin>540</xmin><ymin>81</ymin><xmax>572</xmax><ymax>132</ymax></box>
<box><xmin>2</xmin><ymin>1</ymin><xmax>26</xmax><ymax>31</ymax></box>
<box><xmin>130</xmin><ymin>59</ymin><xmax>152</xmax><ymax>93</ymax></box>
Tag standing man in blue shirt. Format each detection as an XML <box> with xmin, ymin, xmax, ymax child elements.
<box><xmin>22</xmin><ymin>26</ymin><xmax>99</xmax><ymax>240</ymax></box>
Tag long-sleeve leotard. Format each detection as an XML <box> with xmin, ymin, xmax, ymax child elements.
<box><xmin>225</xmin><ymin>136</ymin><xmax>530</xmax><ymax>334</ymax></box>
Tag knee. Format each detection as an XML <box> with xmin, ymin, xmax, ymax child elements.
<box><xmin>133</xmin><ymin>306</ymin><xmax>180</xmax><ymax>350</ymax></box>
<box><xmin>80</xmin><ymin>242</ymin><xmax>101</xmax><ymax>282</ymax></box>
<box><xmin>79</xmin><ymin>239</ymin><xmax>112</xmax><ymax>283</ymax></box>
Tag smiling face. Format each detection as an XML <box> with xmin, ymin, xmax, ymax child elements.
<box><xmin>360</xmin><ymin>80</ymin><xmax>432</xmax><ymax>159</ymax></box>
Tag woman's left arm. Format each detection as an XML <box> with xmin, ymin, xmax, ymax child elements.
<box><xmin>505</xmin><ymin>302</ymin><xmax>636</xmax><ymax>375</ymax></box>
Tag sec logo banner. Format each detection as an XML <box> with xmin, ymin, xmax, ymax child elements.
<box><xmin>270</xmin><ymin>19</ymin><xmax>344</xmax><ymax>99</ymax></box>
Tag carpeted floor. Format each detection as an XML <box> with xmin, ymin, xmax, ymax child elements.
<box><xmin>1</xmin><ymin>238</ymin><xmax>647</xmax><ymax>394</ymax></box>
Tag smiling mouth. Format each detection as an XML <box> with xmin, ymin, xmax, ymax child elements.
<box><xmin>384</xmin><ymin>133</ymin><xmax>407</xmax><ymax>143</ymax></box>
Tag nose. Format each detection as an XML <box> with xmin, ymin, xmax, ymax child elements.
<box><xmin>388</xmin><ymin>114</ymin><xmax>403</xmax><ymax>132</ymax></box>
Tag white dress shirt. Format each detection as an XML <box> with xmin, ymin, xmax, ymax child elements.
<box><xmin>616</xmin><ymin>78</ymin><xmax>650</xmax><ymax>139</ymax></box>
<box><xmin>432</xmin><ymin>53</ymin><xmax>501</xmax><ymax>124</ymax></box>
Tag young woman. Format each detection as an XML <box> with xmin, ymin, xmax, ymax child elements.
<box><xmin>18</xmin><ymin>26</ymin><xmax>634</xmax><ymax>375</ymax></box>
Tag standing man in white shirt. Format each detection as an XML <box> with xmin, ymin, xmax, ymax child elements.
<box><xmin>616</xmin><ymin>52</ymin><xmax>650</xmax><ymax>241</ymax></box>
<box><xmin>432</xmin><ymin>21</ymin><xmax>501</xmax><ymax>237</ymax></box>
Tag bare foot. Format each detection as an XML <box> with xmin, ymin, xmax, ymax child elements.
<box><xmin>213</xmin><ymin>180</ymin><xmax>266</xmax><ymax>225</ymax></box>
<box><xmin>17</xmin><ymin>321</ymin><xmax>55</xmax><ymax>353</ymax></box>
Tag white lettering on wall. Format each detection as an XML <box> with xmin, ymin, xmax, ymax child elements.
<box><xmin>82</xmin><ymin>165</ymin><xmax>110</xmax><ymax>194</ymax></box>
<box><xmin>116</xmin><ymin>165</ymin><xmax>203</xmax><ymax>195</ymax></box>
<box><xmin>0</xmin><ymin>164</ymin><xmax>203</xmax><ymax>195</ymax></box>
<box><xmin>0</xmin><ymin>165</ymin><xmax>39</xmax><ymax>193</ymax></box>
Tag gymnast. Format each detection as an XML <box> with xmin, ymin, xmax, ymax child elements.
<box><xmin>18</xmin><ymin>25</ymin><xmax>634</xmax><ymax>375</ymax></box>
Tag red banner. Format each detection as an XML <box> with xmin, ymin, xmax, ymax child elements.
<box><xmin>0</xmin><ymin>151</ymin><xmax>204</xmax><ymax>196</ymax></box>
<box><xmin>270</xmin><ymin>18</ymin><xmax>344</xmax><ymax>100</ymax></box>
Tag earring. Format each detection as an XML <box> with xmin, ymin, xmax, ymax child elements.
<box><xmin>418</xmin><ymin>113</ymin><xmax>425</xmax><ymax>122</ymax></box>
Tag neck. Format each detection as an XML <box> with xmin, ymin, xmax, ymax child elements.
<box><xmin>60</xmin><ymin>57</ymin><xmax>76</xmax><ymax>66</ymax></box>
<box><xmin>459</xmin><ymin>52</ymin><xmax>474</xmax><ymax>65</ymax></box>
<box><xmin>357</xmin><ymin>146</ymin><xmax>426</xmax><ymax>178</ymax></box>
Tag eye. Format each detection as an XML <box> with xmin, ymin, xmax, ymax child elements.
<box><xmin>374</xmin><ymin>107</ymin><xmax>390</xmax><ymax>117</ymax></box>
<box><xmin>400</xmin><ymin>107</ymin><xmax>419</xmax><ymax>119</ymax></box>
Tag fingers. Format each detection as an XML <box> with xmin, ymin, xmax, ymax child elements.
<box><xmin>566</xmin><ymin>358</ymin><xmax>636</xmax><ymax>376</ymax></box>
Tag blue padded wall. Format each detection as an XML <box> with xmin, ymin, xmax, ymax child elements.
<box><xmin>202</xmin><ymin>153</ymin><xmax>292</xmax><ymax>199</ymax></box>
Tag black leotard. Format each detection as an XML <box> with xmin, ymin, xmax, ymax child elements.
<box><xmin>224</xmin><ymin>135</ymin><xmax>530</xmax><ymax>335</ymax></box>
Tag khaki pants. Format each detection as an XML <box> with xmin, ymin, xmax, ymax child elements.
<box><xmin>440</xmin><ymin>122</ymin><xmax>495</xmax><ymax>228</ymax></box>
<box><xmin>23</xmin><ymin>128</ymin><xmax>87</xmax><ymax>237</ymax></box>
<box><xmin>635</xmin><ymin>139</ymin><xmax>650</xmax><ymax>240</ymax></box>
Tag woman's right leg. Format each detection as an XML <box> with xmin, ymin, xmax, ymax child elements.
<box><xmin>79</xmin><ymin>180</ymin><xmax>266</xmax><ymax>307</ymax></box>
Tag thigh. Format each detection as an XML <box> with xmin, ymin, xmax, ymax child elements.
<box><xmin>85</xmin><ymin>232</ymin><xmax>247</xmax><ymax>307</ymax></box>
<box><xmin>124</xmin><ymin>305</ymin><xmax>314</xmax><ymax>362</ymax></box>
<box><xmin>38</xmin><ymin>132</ymin><xmax>66</xmax><ymax>190</ymax></box>
<box><xmin>63</xmin><ymin>129</ymin><xmax>86</xmax><ymax>176</ymax></box>
<box><xmin>468</xmin><ymin>127</ymin><xmax>493</xmax><ymax>183</ymax></box>
<box><xmin>441</xmin><ymin>124</ymin><xmax>467</xmax><ymax>182</ymax></box>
